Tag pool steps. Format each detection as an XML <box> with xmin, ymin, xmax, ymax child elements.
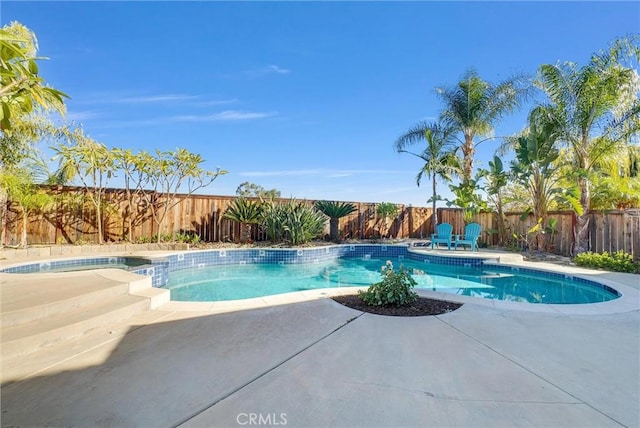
<box><xmin>0</xmin><ymin>270</ymin><xmax>169</xmax><ymax>363</ymax></box>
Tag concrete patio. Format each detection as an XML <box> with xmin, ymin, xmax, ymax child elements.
<box><xmin>1</xmin><ymin>250</ymin><xmax>639</xmax><ymax>427</ymax></box>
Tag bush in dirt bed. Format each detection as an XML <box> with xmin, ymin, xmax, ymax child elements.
<box><xmin>359</xmin><ymin>260</ymin><xmax>419</xmax><ymax>306</ymax></box>
<box><xmin>574</xmin><ymin>250</ymin><xmax>640</xmax><ymax>273</ymax></box>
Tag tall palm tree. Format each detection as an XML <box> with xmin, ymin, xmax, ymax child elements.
<box><xmin>436</xmin><ymin>69</ymin><xmax>530</xmax><ymax>183</ymax></box>
<box><xmin>535</xmin><ymin>36</ymin><xmax>640</xmax><ymax>254</ymax></box>
<box><xmin>395</xmin><ymin>121</ymin><xmax>459</xmax><ymax>226</ymax></box>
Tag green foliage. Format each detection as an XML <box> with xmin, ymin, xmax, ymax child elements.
<box><xmin>223</xmin><ymin>198</ymin><xmax>263</xmax><ymax>224</ymax></box>
<box><xmin>0</xmin><ymin>165</ymin><xmax>53</xmax><ymax>248</ymax></box>
<box><xmin>436</xmin><ymin>69</ymin><xmax>530</xmax><ymax>182</ymax></box>
<box><xmin>174</xmin><ymin>232</ymin><xmax>201</xmax><ymax>245</ymax></box>
<box><xmin>314</xmin><ymin>200</ymin><xmax>357</xmax><ymax>219</ymax></box>
<box><xmin>376</xmin><ymin>202</ymin><xmax>398</xmax><ymax>219</ymax></box>
<box><xmin>574</xmin><ymin>251</ymin><xmax>639</xmax><ymax>273</ymax></box>
<box><xmin>535</xmin><ymin>35</ymin><xmax>640</xmax><ymax>253</ymax></box>
<box><xmin>478</xmin><ymin>155</ymin><xmax>509</xmax><ymax>245</ymax></box>
<box><xmin>315</xmin><ymin>200</ymin><xmax>357</xmax><ymax>242</ymax></box>
<box><xmin>52</xmin><ymin>127</ymin><xmax>115</xmax><ymax>244</ymax></box>
<box><xmin>359</xmin><ymin>261</ymin><xmax>418</xmax><ymax>307</ymax></box>
<box><xmin>394</xmin><ymin>121</ymin><xmax>460</xmax><ymax>226</ymax></box>
<box><xmin>260</xmin><ymin>199</ymin><xmax>325</xmax><ymax>245</ymax></box>
<box><xmin>0</xmin><ymin>21</ymin><xmax>68</xmax><ymax>133</ymax></box>
<box><xmin>446</xmin><ymin>178</ymin><xmax>487</xmax><ymax>223</ymax></box>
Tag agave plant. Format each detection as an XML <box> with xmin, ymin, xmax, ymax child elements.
<box><xmin>314</xmin><ymin>200</ymin><xmax>357</xmax><ymax>242</ymax></box>
<box><xmin>223</xmin><ymin>198</ymin><xmax>262</xmax><ymax>243</ymax></box>
<box><xmin>260</xmin><ymin>199</ymin><xmax>325</xmax><ymax>245</ymax></box>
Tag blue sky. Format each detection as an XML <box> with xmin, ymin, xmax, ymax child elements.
<box><xmin>4</xmin><ymin>1</ymin><xmax>639</xmax><ymax>206</ymax></box>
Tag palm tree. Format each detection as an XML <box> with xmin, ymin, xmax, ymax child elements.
<box><xmin>394</xmin><ymin>121</ymin><xmax>459</xmax><ymax>226</ymax></box>
<box><xmin>314</xmin><ymin>200</ymin><xmax>357</xmax><ymax>242</ymax></box>
<box><xmin>436</xmin><ymin>69</ymin><xmax>530</xmax><ymax>183</ymax></box>
<box><xmin>535</xmin><ymin>36</ymin><xmax>640</xmax><ymax>254</ymax></box>
<box><xmin>223</xmin><ymin>198</ymin><xmax>263</xmax><ymax>243</ymax></box>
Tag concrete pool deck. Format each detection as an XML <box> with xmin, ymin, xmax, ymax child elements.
<box><xmin>1</xmin><ymin>248</ymin><xmax>639</xmax><ymax>427</ymax></box>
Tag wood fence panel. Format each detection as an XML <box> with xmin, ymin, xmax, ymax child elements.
<box><xmin>5</xmin><ymin>186</ymin><xmax>639</xmax><ymax>260</ymax></box>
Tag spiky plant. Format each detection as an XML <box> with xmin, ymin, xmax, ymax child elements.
<box><xmin>223</xmin><ymin>198</ymin><xmax>262</xmax><ymax>243</ymax></box>
<box><xmin>314</xmin><ymin>200</ymin><xmax>357</xmax><ymax>242</ymax></box>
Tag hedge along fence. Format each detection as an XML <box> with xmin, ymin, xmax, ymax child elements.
<box><xmin>2</xmin><ymin>186</ymin><xmax>638</xmax><ymax>260</ymax></box>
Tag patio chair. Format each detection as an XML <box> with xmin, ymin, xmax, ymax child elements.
<box><xmin>431</xmin><ymin>223</ymin><xmax>453</xmax><ymax>250</ymax></box>
<box><xmin>454</xmin><ymin>223</ymin><xmax>482</xmax><ymax>252</ymax></box>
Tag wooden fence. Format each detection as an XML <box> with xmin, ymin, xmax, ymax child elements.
<box><xmin>2</xmin><ymin>186</ymin><xmax>639</xmax><ymax>260</ymax></box>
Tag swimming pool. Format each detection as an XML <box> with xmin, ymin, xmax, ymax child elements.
<box><xmin>165</xmin><ymin>254</ymin><xmax>620</xmax><ymax>304</ymax></box>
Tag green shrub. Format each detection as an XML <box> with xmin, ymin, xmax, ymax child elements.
<box><xmin>359</xmin><ymin>260</ymin><xmax>419</xmax><ymax>306</ymax></box>
<box><xmin>175</xmin><ymin>232</ymin><xmax>201</xmax><ymax>245</ymax></box>
<box><xmin>260</xmin><ymin>199</ymin><xmax>325</xmax><ymax>245</ymax></box>
<box><xmin>574</xmin><ymin>251</ymin><xmax>639</xmax><ymax>273</ymax></box>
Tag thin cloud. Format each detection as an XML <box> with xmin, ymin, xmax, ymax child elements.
<box><xmin>245</xmin><ymin>64</ymin><xmax>292</xmax><ymax>78</ymax></box>
<box><xmin>265</xmin><ymin>65</ymin><xmax>291</xmax><ymax>74</ymax></box>
<box><xmin>241</xmin><ymin>169</ymin><xmax>406</xmax><ymax>177</ymax></box>
<box><xmin>76</xmin><ymin>93</ymin><xmax>221</xmax><ymax>105</ymax></box>
<box><xmin>172</xmin><ymin>110</ymin><xmax>277</xmax><ymax>122</ymax></box>
<box><xmin>64</xmin><ymin>110</ymin><xmax>101</xmax><ymax>122</ymax></box>
<box><xmin>119</xmin><ymin>94</ymin><xmax>200</xmax><ymax>103</ymax></box>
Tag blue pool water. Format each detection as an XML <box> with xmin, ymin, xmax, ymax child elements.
<box><xmin>165</xmin><ymin>257</ymin><xmax>619</xmax><ymax>304</ymax></box>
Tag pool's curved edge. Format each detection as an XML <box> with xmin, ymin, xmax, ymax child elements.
<box><xmin>159</xmin><ymin>247</ymin><xmax>638</xmax><ymax>316</ymax></box>
<box><xmin>3</xmin><ymin>245</ymin><xmax>637</xmax><ymax>315</ymax></box>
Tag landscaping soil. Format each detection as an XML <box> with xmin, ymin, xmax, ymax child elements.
<box><xmin>332</xmin><ymin>294</ymin><xmax>463</xmax><ymax>317</ymax></box>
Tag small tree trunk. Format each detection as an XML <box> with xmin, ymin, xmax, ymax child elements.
<box><xmin>0</xmin><ymin>188</ymin><xmax>7</xmax><ymax>248</ymax></box>
<box><xmin>20</xmin><ymin>209</ymin><xmax>28</xmax><ymax>249</ymax></box>
<box><xmin>239</xmin><ymin>222</ymin><xmax>252</xmax><ymax>243</ymax></box>
<box><xmin>329</xmin><ymin>218</ymin><xmax>339</xmax><ymax>242</ymax></box>
<box><xmin>572</xmin><ymin>174</ymin><xmax>591</xmax><ymax>255</ymax></box>
<box><xmin>431</xmin><ymin>172</ymin><xmax>438</xmax><ymax>229</ymax></box>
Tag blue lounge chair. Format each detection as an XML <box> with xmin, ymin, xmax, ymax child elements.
<box><xmin>431</xmin><ymin>223</ymin><xmax>453</xmax><ymax>250</ymax></box>
<box><xmin>455</xmin><ymin>222</ymin><xmax>482</xmax><ymax>252</ymax></box>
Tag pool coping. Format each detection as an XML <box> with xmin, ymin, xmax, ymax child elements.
<box><xmin>2</xmin><ymin>246</ymin><xmax>638</xmax><ymax>316</ymax></box>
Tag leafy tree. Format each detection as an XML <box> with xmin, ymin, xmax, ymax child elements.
<box><xmin>314</xmin><ymin>200</ymin><xmax>357</xmax><ymax>242</ymax></box>
<box><xmin>436</xmin><ymin>69</ymin><xmax>529</xmax><ymax>183</ymax></box>
<box><xmin>0</xmin><ymin>21</ymin><xmax>67</xmax><ymax>134</ymax></box>
<box><xmin>394</xmin><ymin>121</ymin><xmax>460</xmax><ymax>227</ymax></box>
<box><xmin>112</xmin><ymin>148</ymin><xmax>154</xmax><ymax>242</ymax></box>
<box><xmin>53</xmin><ymin>127</ymin><xmax>116</xmax><ymax>244</ymax></box>
<box><xmin>446</xmin><ymin>178</ymin><xmax>487</xmax><ymax>224</ymax></box>
<box><xmin>0</xmin><ymin>161</ymin><xmax>53</xmax><ymax>248</ymax></box>
<box><xmin>376</xmin><ymin>202</ymin><xmax>399</xmax><ymax>238</ymax></box>
<box><xmin>140</xmin><ymin>148</ymin><xmax>226</xmax><ymax>243</ymax></box>
<box><xmin>223</xmin><ymin>198</ymin><xmax>263</xmax><ymax>243</ymax></box>
<box><xmin>535</xmin><ymin>36</ymin><xmax>640</xmax><ymax>254</ymax></box>
<box><xmin>236</xmin><ymin>181</ymin><xmax>281</xmax><ymax>199</ymax></box>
